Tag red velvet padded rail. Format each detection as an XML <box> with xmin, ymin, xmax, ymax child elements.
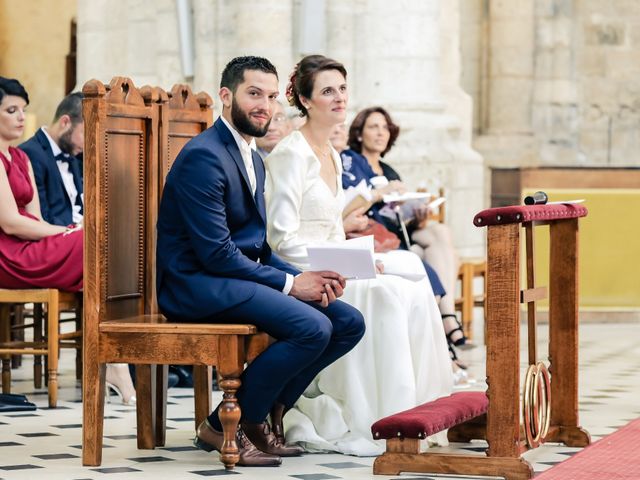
<box><xmin>371</xmin><ymin>391</ymin><xmax>488</xmax><ymax>440</ymax></box>
<box><xmin>473</xmin><ymin>203</ymin><xmax>588</xmax><ymax>227</ymax></box>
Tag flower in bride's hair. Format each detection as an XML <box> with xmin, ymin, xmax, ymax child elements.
<box><xmin>285</xmin><ymin>64</ymin><xmax>299</xmax><ymax>106</ymax></box>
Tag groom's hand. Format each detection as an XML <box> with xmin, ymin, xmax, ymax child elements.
<box><xmin>290</xmin><ymin>271</ymin><xmax>346</xmax><ymax>306</ymax></box>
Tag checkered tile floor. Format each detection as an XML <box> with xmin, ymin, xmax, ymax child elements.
<box><xmin>1</xmin><ymin>322</ymin><xmax>639</xmax><ymax>479</ymax></box>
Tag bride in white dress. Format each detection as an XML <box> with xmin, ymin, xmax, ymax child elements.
<box><xmin>264</xmin><ymin>55</ymin><xmax>452</xmax><ymax>456</ymax></box>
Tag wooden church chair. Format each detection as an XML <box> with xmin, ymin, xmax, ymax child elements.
<box><xmin>81</xmin><ymin>77</ymin><xmax>267</xmax><ymax>470</ymax></box>
<box><xmin>0</xmin><ymin>289</ymin><xmax>81</xmax><ymax>407</ymax></box>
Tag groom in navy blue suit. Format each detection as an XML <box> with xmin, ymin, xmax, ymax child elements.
<box><xmin>156</xmin><ymin>56</ymin><xmax>365</xmax><ymax>466</ymax></box>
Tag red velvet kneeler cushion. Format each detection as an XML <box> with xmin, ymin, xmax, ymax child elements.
<box><xmin>371</xmin><ymin>391</ymin><xmax>488</xmax><ymax>440</ymax></box>
<box><xmin>473</xmin><ymin>203</ymin><xmax>588</xmax><ymax>228</ymax></box>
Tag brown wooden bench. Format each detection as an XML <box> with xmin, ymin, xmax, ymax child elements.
<box><xmin>81</xmin><ymin>77</ymin><xmax>267</xmax><ymax>470</ymax></box>
<box><xmin>373</xmin><ymin>203</ymin><xmax>591</xmax><ymax>480</ymax></box>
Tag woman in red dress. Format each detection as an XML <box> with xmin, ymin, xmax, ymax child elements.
<box><xmin>0</xmin><ymin>77</ymin><xmax>82</xmax><ymax>290</ymax></box>
<box><xmin>0</xmin><ymin>78</ymin><xmax>137</xmax><ymax>405</ymax></box>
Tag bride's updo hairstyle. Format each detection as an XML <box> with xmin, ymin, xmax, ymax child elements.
<box><xmin>286</xmin><ymin>54</ymin><xmax>347</xmax><ymax>117</ymax></box>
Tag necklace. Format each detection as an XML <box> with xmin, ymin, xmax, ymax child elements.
<box><xmin>310</xmin><ymin>142</ymin><xmax>331</xmax><ymax>159</ymax></box>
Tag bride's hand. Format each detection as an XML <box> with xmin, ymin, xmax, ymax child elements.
<box><xmin>375</xmin><ymin>260</ymin><xmax>384</xmax><ymax>274</ymax></box>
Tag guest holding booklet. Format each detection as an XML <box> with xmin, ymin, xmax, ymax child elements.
<box><xmin>265</xmin><ymin>55</ymin><xmax>452</xmax><ymax>456</ymax></box>
<box><xmin>340</xmin><ymin>107</ymin><xmax>472</xmax><ymax>354</ymax></box>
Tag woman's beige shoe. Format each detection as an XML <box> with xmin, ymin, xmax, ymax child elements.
<box><xmin>105</xmin><ymin>363</ymin><xmax>137</xmax><ymax>406</ymax></box>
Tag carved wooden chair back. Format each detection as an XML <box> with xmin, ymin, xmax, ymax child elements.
<box><xmin>158</xmin><ymin>83</ymin><xmax>213</xmax><ymax>193</ymax></box>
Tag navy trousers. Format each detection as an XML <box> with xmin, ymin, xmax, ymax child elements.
<box><xmin>207</xmin><ymin>283</ymin><xmax>365</xmax><ymax>425</ymax></box>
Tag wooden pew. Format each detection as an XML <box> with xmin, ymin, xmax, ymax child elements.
<box><xmin>81</xmin><ymin>77</ymin><xmax>266</xmax><ymax>470</ymax></box>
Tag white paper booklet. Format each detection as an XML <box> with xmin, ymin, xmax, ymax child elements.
<box><xmin>307</xmin><ymin>235</ymin><xmax>377</xmax><ymax>280</ymax></box>
<box><xmin>382</xmin><ymin>191</ymin><xmax>431</xmax><ymax>203</ymax></box>
<box><xmin>373</xmin><ymin>252</ymin><xmax>427</xmax><ymax>282</ymax></box>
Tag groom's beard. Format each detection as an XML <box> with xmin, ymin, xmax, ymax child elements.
<box><xmin>231</xmin><ymin>98</ymin><xmax>271</xmax><ymax>138</ymax></box>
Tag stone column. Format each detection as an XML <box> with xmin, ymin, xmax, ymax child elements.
<box><xmin>327</xmin><ymin>0</ymin><xmax>484</xmax><ymax>255</ymax></box>
<box><xmin>212</xmin><ymin>0</ymin><xmax>294</xmax><ymax>97</ymax></box>
<box><xmin>192</xmin><ymin>0</ymin><xmax>218</xmax><ymax>95</ymax></box>
<box><xmin>474</xmin><ymin>0</ymin><xmax>536</xmax><ymax>167</ymax></box>
<box><xmin>78</xmin><ymin>0</ymin><xmax>197</xmax><ymax>90</ymax></box>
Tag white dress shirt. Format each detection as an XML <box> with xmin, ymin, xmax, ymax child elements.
<box><xmin>219</xmin><ymin>116</ymin><xmax>294</xmax><ymax>294</ymax></box>
<box><xmin>220</xmin><ymin>116</ymin><xmax>257</xmax><ymax>194</ymax></box>
<box><xmin>41</xmin><ymin>127</ymin><xmax>83</xmax><ymax>223</ymax></box>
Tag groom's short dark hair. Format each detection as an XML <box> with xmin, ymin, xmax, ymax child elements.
<box><xmin>220</xmin><ymin>56</ymin><xmax>278</xmax><ymax>93</ymax></box>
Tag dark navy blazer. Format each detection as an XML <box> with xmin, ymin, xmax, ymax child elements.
<box><xmin>19</xmin><ymin>129</ymin><xmax>83</xmax><ymax>226</ymax></box>
<box><xmin>156</xmin><ymin>118</ymin><xmax>299</xmax><ymax>321</ymax></box>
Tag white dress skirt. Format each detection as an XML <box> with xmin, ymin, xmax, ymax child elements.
<box><xmin>265</xmin><ymin>131</ymin><xmax>453</xmax><ymax>456</ymax></box>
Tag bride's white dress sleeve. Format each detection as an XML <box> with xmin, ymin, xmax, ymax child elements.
<box><xmin>265</xmin><ymin>142</ymin><xmax>310</xmax><ymax>268</ymax></box>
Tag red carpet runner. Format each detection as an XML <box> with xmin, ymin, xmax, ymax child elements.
<box><xmin>536</xmin><ymin>418</ymin><xmax>640</xmax><ymax>479</ymax></box>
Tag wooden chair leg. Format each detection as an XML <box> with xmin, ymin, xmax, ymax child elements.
<box><xmin>217</xmin><ymin>335</ymin><xmax>243</xmax><ymax>470</ymax></box>
<box><xmin>1</xmin><ymin>303</ymin><xmax>11</xmax><ymax>393</ymax></box>
<box><xmin>82</xmin><ymin>362</ymin><xmax>105</xmax><ymax>466</ymax></box>
<box><xmin>135</xmin><ymin>364</ymin><xmax>157</xmax><ymax>450</ymax></box>
<box><xmin>218</xmin><ymin>373</ymin><xmax>241</xmax><ymax>470</ymax></box>
<box><xmin>47</xmin><ymin>292</ymin><xmax>59</xmax><ymax>408</ymax></box>
<box><xmin>155</xmin><ymin>364</ymin><xmax>168</xmax><ymax>447</ymax></box>
<box><xmin>547</xmin><ymin>218</ymin><xmax>590</xmax><ymax>447</ymax></box>
<box><xmin>11</xmin><ymin>305</ymin><xmax>24</xmax><ymax>368</ymax></box>
<box><xmin>485</xmin><ymin>224</ymin><xmax>521</xmax><ymax>459</ymax></box>
<box><xmin>75</xmin><ymin>300</ymin><xmax>83</xmax><ymax>381</ymax></box>
<box><xmin>33</xmin><ymin>303</ymin><xmax>43</xmax><ymax>389</ymax></box>
<box><xmin>194</xmin><ymin>365</ymin><xmax>212</xmax><ymax>431</ymax></box>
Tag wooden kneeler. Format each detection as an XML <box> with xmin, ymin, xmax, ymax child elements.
<box><xmin>372</xmin><ymin>203</ymin><xmax>591</xmax><ymax>480</ymax></box>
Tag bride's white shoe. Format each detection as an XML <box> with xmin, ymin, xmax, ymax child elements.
<box><xmin>105</xmin><ymin>363</ymin><xmax>137</xmax><ymax>406</ymax></box>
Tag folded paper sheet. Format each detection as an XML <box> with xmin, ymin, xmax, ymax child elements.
<box><xmin>307</xmin><ymin>235</ymin><xmax>377</xmax><ymax>280</ymax></box>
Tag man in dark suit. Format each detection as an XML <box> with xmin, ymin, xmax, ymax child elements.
<box><xmin>156</xmin><ymin>57</ymin><xmax>365</xmax><ymax>467</ymax></box>
<box><xmin>20</xmin><ymin>92</ymin><xmax>84</xmax><ymax>226</ymax></box>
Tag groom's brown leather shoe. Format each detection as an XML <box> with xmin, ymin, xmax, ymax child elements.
<box><xmin>242</xmin><ymin>421</ymin><xmax>304</xmax><ymax>457</ymax></box>
<box><xmin>270</xmin><ymin>402</ymin><xmax>305</xmax><ymax>455</ymax></box>
<box><xmin>194</xmin><ymin>419</ymin><xmax>282</xmax><ymax>467</ymax></box>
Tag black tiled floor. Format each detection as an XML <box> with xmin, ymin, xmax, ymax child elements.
<box><xmin>0</xmin><ymin>464</ymin><xmax>44</xmax><ymax>470</ymax></box>
<box><xmin>290</xmin><ymin>475</ymin><xmax>342</xmax><ymax>480</ymax></box>
<box><xmin>32</xmin><ymin>453</ymin><xmax>79</xmax><ymax>460</ymax></box>
<box><xmin>90</xmin><ymin>466</ymin><xmax>143</xmax><ymax>474</ymax></box>
<box><xmin>189</xmin><ymin>470</ymin><xmax>241</xmax><ymax>476</ymax></box>
<box><xmin>1</xmin><ymin>322</ymin><xmax>638</xmax><ymax>480</ymax></box>
<box><xmin>126</xmin><ymin>456</ymin><xmax>175</xmax><ymax>463</ymax></box>
<box><xmin>161</xmin><ymin>446</ymin><xmax>199</xmax><ymax>452</ymax></box>
<box><xmin>318</xmin><ymin>462</ymin><xmax>369</xmax><ymax>469</ymax></box>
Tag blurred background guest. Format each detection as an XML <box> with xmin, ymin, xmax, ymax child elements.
<box><xmin>341</xmin><ymin>106</ymin><xmax>470</xmax><ymax>354</ymax></box>
<box><xmin>20</xmin><ymin>92</ymin><xmax>83</xmax><ymax>227</ymax></box>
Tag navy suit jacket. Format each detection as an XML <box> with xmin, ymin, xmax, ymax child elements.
<box><xmin>19</xmin><ymin>129</ymin><xmax>83</xmax><ymax>226</ymax></box>
<box><xmin>156</xmin><ymin>118</ymin><xmax>300</xmax><ymax>321</ymax></box>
